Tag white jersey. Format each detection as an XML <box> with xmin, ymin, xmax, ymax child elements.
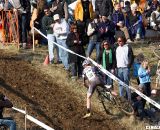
<box><xmin>83</xmin><ymin>66</ymin><xmax>96</xmax><ymax>81</ymax></box>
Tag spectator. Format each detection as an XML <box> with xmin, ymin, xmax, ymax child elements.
<box><xmin>95</xmin><ymin>0</ymin><xmax>113</xmax><ymax>18</ymax></box>
<box><xmin>0</xmin><ymin>93</ymin><xmax>16</xmax><ymax>130</ymax></box>
<box><xmin>116</xmin><ymin>36</ymin><xmax>134</xmax><ymax>101</ymax></box>
<box><xmin>149</xmin><ymin>89</ymin><xmax>160</xmax><ymax>113</ymax></box>
<box><xmin>53</xmin><ymin>14</ymin><xmax>70</xmax><ymax>70</ymax></box>
<box><xmin>131</xmin><ymin>85</ymin><xmax>146</xmax><ymax>120</ymax></box>
<box><xmin>41</xmin><ymin>7</ymin><xmax>60</xmax><ymax>64</ymax></box>
<box><xmin>74</xmin><ymin>0</ymin><xmax>94</xmax><ymax>45</ymax></box>
<box><xmin>150</xmin><ymin>5</ymin><xmax>160</xmax><ymax>30</ymax></box>
<box><xmin>66</xmin><ymin>23</ymin><xmax>85</xmax><ymax>80</ymax></box>
<box><xmin>50</xmin><ymin>0</ymin><xmax>69</xmax><ymax>21</ymax></box>
<box><xmin>86</xmin><ymin>13</ymin><xmax>101</xmax><ymax>62</ymax></box>
<box><xmin>138</xmin><ymin>59</ymin><xmax>151</xmax><ymax>109</ymax></box>
<box><xmin>11</xmin><ymin>0</ymin><xmax>31</xmax><ymax>49</ymax></box>
<box><xmin>133</xmin><ymin>53</ymin><xmax>144</xmax><ymax>85</ymax></box>
<box><xmin>98</xmin><ymin>15</ymin><xmax>116</xmax><ymax>45</ymax></box>
<box><xmin>112</xmin><ymin>2</ymin><xmax>132</xmax><ymax>43</ymax></box>
<box><xmin>98</xmin><ymin>40</ymin><xmax>116</xmax><ymax>88</ymax></box>
<box><xmin>126</xmin><ymin>3</ymin><xmax>145</xmax><ymax>40</ymax></box>
<box><xmin>145</xmin><ymin>0</ymin><xmax>160</xmax><ymax>17</ymax></box>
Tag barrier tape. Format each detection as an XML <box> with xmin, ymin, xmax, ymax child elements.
<box><xmin>12</xmin><ymin>107</ymin><xmax>54</xmax><ymax>130</ymax></box>
<box><xmin>33</xmin><ymin>27</ymin><xmax>160</xmax><ymax>110</ymax></box>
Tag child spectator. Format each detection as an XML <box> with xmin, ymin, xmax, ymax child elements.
<box><xmin>138</xmin><ymin>59</ymin><xmax>151</xmax><ymax>100</ymax></box>
<box><xmin>133</xmin><ymin>53</ymin><xmax>144</xmax><ymax>85</ymax></box>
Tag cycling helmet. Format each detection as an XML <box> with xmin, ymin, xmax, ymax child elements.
<box><xmin>82</xmin><ymin>59</ymin><xmax>91</xmax><ymax>67</ymax></box>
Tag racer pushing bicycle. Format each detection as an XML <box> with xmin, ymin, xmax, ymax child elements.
<box><xmin>82</xmin><ymin>59</ymin><xmax>117</xmax><ymax>118</ymax></box>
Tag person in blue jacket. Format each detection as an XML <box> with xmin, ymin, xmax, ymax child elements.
<box><xmin>138</xmin><ymin>59</ymin><xmax>151</xmax><ymax>107</ymax></box>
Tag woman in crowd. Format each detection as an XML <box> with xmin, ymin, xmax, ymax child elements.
<box><xmin>98</xmin><ymin>40</ymin><xmax>116</xmax><ymax>88</ymax></box>
<box><xmin>66</xmin><ymin>23</ymin><xmax>85</xmax><ymax>79</ymax></box>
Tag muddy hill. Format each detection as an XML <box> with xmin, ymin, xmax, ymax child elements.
<box><xmin>0</xmin><ymin>50</ymin><xmax>128</xmax><ymax>130</ymax></box>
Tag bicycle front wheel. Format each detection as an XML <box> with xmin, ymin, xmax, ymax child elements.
<box><xmin>114</xmin><ymin>96</ymin><xmax>134</xmax><ymax>115</ymax></box>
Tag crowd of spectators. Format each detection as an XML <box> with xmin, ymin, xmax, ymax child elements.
<box><xmin>0</xmin><ymin>0</ymin><xmax>159</xmax><ymax>124</ymax></box>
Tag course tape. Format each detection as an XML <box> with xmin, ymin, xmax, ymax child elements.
<box><xmin>12</xmin><ymin>107</ymin><xmax>54</xmax><ymax>130</ymax></box>
<box><xmin>33</xmin><ymin>27</ymin><xmax>160</xmax><ymax>110</ymax></box>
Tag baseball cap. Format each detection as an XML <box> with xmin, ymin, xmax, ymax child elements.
<box><xmin>53</xmin><ymin>14</ymin><xmax>60</xmax><ymax>21</ymax></box>
<box><xmin>151</xmin><ymin>89</ymin><xmax>157</xmax><ymax>95</ymax></box>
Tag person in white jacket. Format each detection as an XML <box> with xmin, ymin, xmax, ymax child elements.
<box><xmin>86</xmin><ymin>13</ymin><xmax>101</xmax><ymax>62</ymax></box>
<box><xmin>150</xmin><ymin>6</ymin><xmax>160</xmax><ymax>30</ymax></box>
<box><xmin>53</xmin><ymin>14</ymin><xmax>70</xmax><ymax>70</ymax></box>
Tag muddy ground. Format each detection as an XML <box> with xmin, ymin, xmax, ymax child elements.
<box><xmin>0</xmin><ymin>50</ymin><xmax>128</xmax><ymax>130</ymax></box>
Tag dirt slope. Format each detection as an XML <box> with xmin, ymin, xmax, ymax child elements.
<box><xmin>0</xmin><ymin>50</ymin><xmax>127</xmax><ymax>130</ymax></box>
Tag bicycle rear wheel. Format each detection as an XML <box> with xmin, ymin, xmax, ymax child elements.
<box><xmin>97</xmin><ymin>88</ymin><xmax>121</xmax><ymax>115</ymax></box>
<box><xmin>114</xmin><ymin>96</ymin><xmax>134</xmax><ymax>115</ymax></box>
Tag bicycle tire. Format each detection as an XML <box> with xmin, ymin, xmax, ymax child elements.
<box><xmin>96</xmin><ymin>88</ymin><xmax>121</xmax><ymax>115</ymax></box>
<box><xmin>114</xmin><ymin>96</ymin><xmax>134</xmax><ymax>115</ymax></box>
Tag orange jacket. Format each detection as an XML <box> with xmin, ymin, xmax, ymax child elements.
<box><xmin>74</xmin><ymin>0</ymin><xmax>94</xmax><ymax>21</ymax></box>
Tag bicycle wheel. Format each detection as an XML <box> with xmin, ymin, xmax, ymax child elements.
<box><xmin>96</xmin><ymin>88</ymin><xmax>121</xmax><ymax>115</ymax></box>
<box><xmin>114</xmin><ymin>96</ymin><xmax>134</xmax><ymax>115</ymax></box>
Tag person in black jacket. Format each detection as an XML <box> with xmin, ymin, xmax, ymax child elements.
<box><xmin>10</xmin><ymin>0</ymin><xmax>31</xmax><ymax>48</ymax></box>
<box><xmin>66</xmin><ymin>23</ymin><xmax>85</xmax><ymax>79</ymax></box>
<box><xmin>95</xmin><ymin>0</ymin><xmax>113</xmax><ymax>18</ymax></box>
<box><xmin>0</xmin><ymin>93</ymin><xmax>16</xmax><ymax>130</ymax></box>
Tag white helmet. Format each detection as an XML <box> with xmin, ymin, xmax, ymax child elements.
<box><xmin>82</xmin><ymin>59</ymin><xmax>91</xmax><ymax>67</ymax></box>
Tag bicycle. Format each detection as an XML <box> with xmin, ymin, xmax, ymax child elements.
<box><xmin>96</xmin><ymin>86</ymin><xmax>134</xmax><ymax>115</ymax></box>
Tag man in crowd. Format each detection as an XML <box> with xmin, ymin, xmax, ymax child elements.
<box><xmin>42</xmin><ymin>6</ymin><xmax>60</xmax><ymax>64</ymax></box>
<box><xmin>53</xmin><ymin>14</ymin><xmax>70</xmax><ymax>70</ymax></box>
<box><xmin>112</xmin><ymin>2</ymin><xmax>132</xmax><ymax>43</ymax></box>
<box><xmin>116</xmin><ymin>36</ymin><xmax>134</xmax><ymax>101</ymax></box>
<box><xmin>11</xmin><ymin>0</ymin><xmax>31</xmax><ymax>49</ymax></box>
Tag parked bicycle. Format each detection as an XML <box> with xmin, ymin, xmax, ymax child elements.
<box><xmin>96</xmin><ymin>86</ymin><xmax>134</xmax><ymax>115</ymax></box>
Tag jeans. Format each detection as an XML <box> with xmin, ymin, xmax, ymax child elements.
<box><xmin>117</xmin><ymin>67</ymin><xmax>131</xmax><ymax>101</ymax></box>
<box><xmin>56</xmin><ymin>39</ymin><xmax>69</xmax><ymax>70</ymax></box>
<box><xmin>47</xmin><ymin>34</ymin><xmax>59</xmax><ymax>62</ymax></box>
<box><xmin>70</xmin><ymin>58</ymin><xmax>83</xmax><ymax>77</ymax></box>
<box><xmin>20</xmin><ymin>14</ymin><xmax>27</xmax><ymax>43</ymax></box>
<box><xmin>0</xmin><ymin>119</ymin><xmax>16</xmax><ymax>130</ymax></box>
<box><xmin>87</xmin><ymin>41</ymin><xmax>101</xmax><ymax>62</ymax></box>
<box><xmin>104</xmin><ymin>69</ymin><xmax>113</xmax><ymax>86</ymax></box>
